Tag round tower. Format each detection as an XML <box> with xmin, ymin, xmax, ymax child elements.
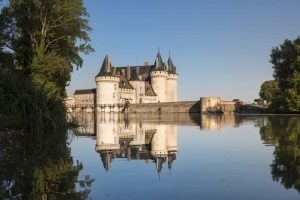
<box><xmin>150</xmin><ymin>52</ymin><xmax>168</xmax><ymax>102</ymax></box>
<box><xmin>150</xmin><ymin>124</ymin><xmax>168</xmax><ymax>157</ymax></box>
<box><xmin>95</xmin><ymin>55</ymin><xmax>120</xmax><ymax>112</ymax></box>
<box><xmin>96</xmin><ymin>113</ymin><xmax>120</xmax><ymax>151</ymax></box>
<box><xmin>166</xmin><ymin>55</ymin><xmax>178</xmax><ymax>102</ymax></box>
<box><xmin>166</xmin><ymin>124</ymin><xmax>178</xmax><ymax>152</ymax></box>
<box><xmin>96</xmin><ymin>76</ymin><xmax>119</xmax><ymax>104</ymax></box>
<box><xmin>166</xmin><ymin>74</ymin><xmax>178</xmax><ymax>102</ymax></box>
<box><xmin>150</xmin><ymin>71</ymin><xmax>168</xmax><ymax>102</ymax></box>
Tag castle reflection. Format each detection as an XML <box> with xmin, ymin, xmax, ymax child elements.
<box><xmin>95</xmin><ymin>113</ymin><xmax>178</xmax><ymax>174</ymax></box>
<box><xmin>71</xmin><ymin>112</ymin><xmax>252</xmax><ymax>173</ymax></box>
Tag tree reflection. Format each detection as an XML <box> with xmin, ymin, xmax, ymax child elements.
<box><xmin>0</xmin><ymin>129</ymin><xmax>93</xmax><ymax>199</ymax></box>
<box><xmin>259</xmin><ymin>116</ymin><xmax>300</xmax><ymax>192</ymax></box>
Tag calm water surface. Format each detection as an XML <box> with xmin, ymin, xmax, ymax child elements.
<box><xmin>70</xmin><ymin>113</ymin><xmax>300</xmax><ymax>200</ymax></box>
<box><xmin>1</xmin><ymin>113</ymin><xmax>300</xmax><ymax>199</ymax></box>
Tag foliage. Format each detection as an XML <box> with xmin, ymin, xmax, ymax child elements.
<box><xmin>259</xmin><ymin>116</ymin><xmax>300</xmax><ymax>192</ymax></box>
<box><xmin>259</xmin><ymin>80</ymin><xmax>279</xmax><ymax>104</ymax></box>
<box><xmin>0</xmin><ymin>126</ymin><xmax>94</xmax><ymax>199</ymax></box>
<box><xmin>0</xmin><ymin>0</ymin><xmax>93</xmax><ymax>129</ymax></box>
<box><xmin>0</xmin><ymin>69</ymin><xmax>66</xmax><ymax>133</ymax></box>
<box><xmin>1</xmin><ymin>0</ymin><xmax>93</xmax><ymax>96</ymax></box>
<box><xmin>269</xmin><ymin>37</ymin><xmax>300</xmax><ymax>113</ymax></box>
<box><xmin>0</xmin><ymin>1</ymin><xmax>94</xmax><ymax>198</ymax></box>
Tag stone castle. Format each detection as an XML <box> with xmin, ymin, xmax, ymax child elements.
<box><xmin>68</xmin><ymin>52</ymin><xmax>179</xmax><ymax>112</ymax></box>
<box><xmin>67</xmin><ymin>52</ymin><xmax>236</xmax><ymax>114</ymax></box>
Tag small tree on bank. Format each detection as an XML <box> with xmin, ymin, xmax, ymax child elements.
<box><xmin>259</xmin><ymin>80</ymin><xmax>279</xmax><ymax>104</ymax></box>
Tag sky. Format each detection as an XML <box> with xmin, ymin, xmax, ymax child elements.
<box><xmin>67</xmin><ymin>0</ymin><xmax>300</xmax><ymax>102</ymax></box>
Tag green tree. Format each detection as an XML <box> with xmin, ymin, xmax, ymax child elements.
<box><xmin>0</xmin><ymin>0</ymin><xmax>93</xmax><ymax>130</ymax></box>
<box><xmin>259</xmin><ymin>80</ymin><xmax>279</xmax><ymax>104</ymax></box>
<box><xmin>270</xmin><ymin>37</ymin><xmax>300</xmax><ymax>113</ymax></box>
<box><xmin>1</xmin><ymin>0</ymin><xmax>93</xmax><ymax>97</ymax></box>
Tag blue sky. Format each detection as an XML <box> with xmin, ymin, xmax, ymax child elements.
<box><xmin>68</xmin><ymin>0</ymin><xmax>300</xmax><ymax>102</ymax></box>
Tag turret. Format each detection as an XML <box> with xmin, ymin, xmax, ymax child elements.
<box><xmin>150</xmin><ymin>124</ymin><xmax>168</xmax><ymax>157</ymax></box>
<box><xmin>95</xmin><ymin>55</ymin><xmax>120</xmax><ymax>112</ymax></box>
<box><xmin>166</xmin><ymin>54</ymin><xmax>178</xmax><ymax>102</ymax></box>
<box><xmin>150</xmin><ymin>52</ymin><xmax>168</xmax><ymax>102</ymax></box>
<box><xmin>96</xmin><ymin>113</ymin><xmax>120</xmax><ymax>151</ymax></box>
<box><xmin>100</xmin><ymin>151</ymin><xmax>113</xmax><ymax>172</ymax></box>
<box><xmin>166</xmin><ymin>124</ymin><xmax>178</xmax><ymax>152</ymax></box>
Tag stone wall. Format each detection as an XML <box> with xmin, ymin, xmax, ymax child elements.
<box><xmin>127</xmin><ymin>101</ymin><xmax>200</xmax><ymax>113</ymax></box>
<box><xmin>219</xmin><ymin>101</ymin><xmax>235</xmax><ymax>113</ymax></box>
<box><xmin>127</xmin><ymin>98</ymin><xmax>235</xmax><ymax>114</ymax></box>
<box><xmin>200</xmin><ymin>97</ymin><xmax>221</xmax><ymax>113</ymax></box>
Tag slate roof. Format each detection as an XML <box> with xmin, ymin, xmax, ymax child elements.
<box><xmin>145</xmin><ymin>82</ymin><xmax>157</xmax><ymax>96</ymax></box>
<box><xmin>166</xmin><ymin>56</ymin><xmax>177</xmax><ymax>74</ymax></box>
<box><xmin>153</xmin><ymin>52</ymin><xmax>165</xmax><ymax>71</ymax></box>
<box><xmin>96</xmin><ymin>55</ymin><xmax>116</xmax><ymax>77</ymax></box>
<box><xmin>74</xmin><ymin>88</ymin><xmax>96</xmax><ymax>95</ymax></box>
<box><xmin>119</xmin><ymin>75</ymin><xmax>134</xmax><ymax>89</ymax></box>
<box><xmin>115</xmin><ymin>65</ymin><xmax>152</xmax><ymax>81</ymax></box>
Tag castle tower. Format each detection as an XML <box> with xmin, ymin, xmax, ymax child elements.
<box><xmin>95</xmin><ymin>113</ymin><xmax>120</xmax><ymax>152</ymax></box>
<box><xmin>150</xmin><ymin>124</ymin><xmax>168</xmax><ymax>157</ymax></box>
<box><xmin>95</xmin><ymin>55</ymin><xmax>120</xmax><ymax>112</ymax></box>
<box><xmin>166</xmin><ymin>55</ymin><xmax>179</xmax><ymax>102</ymax></box>
<box><xmin>166</xmin><ymin>124</ymin><xmax>178</xmax><ymax>152</ymax></box>
<box><xmin>150</xmin><ymin>52</ymin><xmax>168</xmax><ymax>102</ymax></box>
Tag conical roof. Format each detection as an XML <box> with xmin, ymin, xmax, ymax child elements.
<box><xmin>155</xmin><ymin>157</ymin><xmax>165</xmax><ymax>174</ymax></box>
<box><xmin>153</xmin><ymin>52</ymin><xmax>165</xmax><ymax>71</ymax></box>
<box><xmin>96</xmin><ymin>55</ymin><xmax>116</xmax><ymax>77</ymax></box>
<box><xmin>100</xmin><ymin>152</ymin><xmax>112</xmax><ymax>172</ymax></box>
<box><xmin>167</xmin><ymin>55</ymin><xmax>176</xmax><ymax>74</ymax></box>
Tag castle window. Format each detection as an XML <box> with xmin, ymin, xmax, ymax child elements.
<box><xmin>114</xmin><ymin>84</ymin><xmax>117</xmax><ymax>90</ymax></box>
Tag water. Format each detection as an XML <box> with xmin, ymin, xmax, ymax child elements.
<box><xmin>71</xmin><ymin>113</ymin><xmax>300</xmax><ymax>200</ymax></box>
<box><xmin>1</xmin><ymin>113</ymin><xmax>300</xmax><ymax>199</ymax></box>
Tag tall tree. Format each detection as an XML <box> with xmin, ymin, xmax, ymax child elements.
<box><xmin>1</xmin><ymin>0</ymin><xmax>94</xmax><ymax>96</ymax></box>
<box><xmin>270</xmin><ymin>37</ymin><xmax>300</xmax><ymax>113</ymax></box>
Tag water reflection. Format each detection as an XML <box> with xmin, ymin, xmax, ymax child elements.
<box><xmin>0</xmin><ymin>129</ymin><xmax>93</xmax><ymax>199</ymax></box>
<box><xmin>73</xmin><ymin>112</ymin><xmax>248</xmax><ymax>136</ymax></box>
<box><xmin>71</xmin><ymin>113</ymin><xmax>249</xmax><ymax>174</ymax></box>
<box><xmin>259</xmin><ymin>116</ymin><xmax>300</xmax><ymax>192</ymax></box>
<box><xmin>72</xmin><ymin>112</ymin><xmax>300</xmax><ymax>196</ymax></box>
<box><xmin>95</xmin><ymin>113</ymin><xmax>178</xmax><ymax>174</ymax></box>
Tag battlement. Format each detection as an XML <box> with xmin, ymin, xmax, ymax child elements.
<box><xmin>95</xmin><ymin>76</ymin><xmax>120</xmax><ymax>82</ymax></box>
<box><xmin>167</xmin><ymin>73</ymin><xmax>179</xmax><ymax>80</ymax></box>
<box><xmin>150</xmin><ymin>70</ymin><xmax>168</xmax><ymax>77</ymax></box>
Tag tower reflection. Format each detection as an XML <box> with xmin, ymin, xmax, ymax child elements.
<box><xmin>71</xmin><ymin>112</ymin><xmax>249</xmax><ymax>174</ymax></box>
<box><xmin>95</xmin><ymin>113</ymin><xmax>178</xmax><ymax>174</ymax></box>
